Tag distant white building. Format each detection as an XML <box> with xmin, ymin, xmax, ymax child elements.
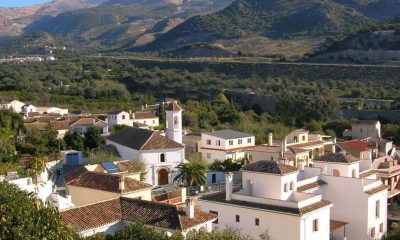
<box><xmin>200</xmin><ymin>130</ymin><xmax>255</xmax><ymax>164</ymax></box>
<box><xmin>37</xmin><ymin>107</ymin><xmax>69</xmax><ymax>115</ymax></box>
<box><xmin>69</xmin><ymin>117</ymin><xmax>109</xmax><ymax>135</ymax></box>
<box><xmin>21</xmin><ymin>104</ymin><xmax>37</xmax><ymax>116</ymax></box>
<box><xmin>343</xmin><ymin>120</ymin><xmax>381</xmax><ymax>140</ymax></box>
<box><xmin>107</xmin><ymin>111</ymin><xmax>131</xmax><ymax>126</ymax></box>
<box><xmin>132</xmin><ymin>112</ymin><xmax>159</xmax><ymax>128</ymax></box>
<box><xmin>0</xmin><ymin>99</ymin><xmax>25</xmax><ymax>113</ymax></box>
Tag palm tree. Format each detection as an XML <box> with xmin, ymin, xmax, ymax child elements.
<box><xmin>173</xmin><ymin>161</ymin><xmax>207</xmax><ymax>187</ymax></box>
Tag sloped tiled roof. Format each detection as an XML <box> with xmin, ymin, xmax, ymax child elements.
<box><xmin>69</xmin><ymin>117</ymin><xmax>107</xmax><ymax>127</ymax></box>
<box><xmin>297</xmin><ymin>180</ymin><xmax>327</xmax><ymax>192</ymax></box>
<box><xmin>116</xmin><ymin>160</ymin><xmax>139</xmax><ymax>173</ymax></box>
<box><xmin>205</xmin><ymin>130</ymin><xmax>253</xmax><ymax>140</ymax></box>
<box><xmin>106</xmin><ymin>127</ymin><xmax>183</xmax><ymax>150</ymax></box>
<box><xmin>314</xmin><ymin>152</ymin><xmax>359</xmax><ymax>164</ymax></box>
<box><xmin>200</xmin><ymin>192</ymin><xmax>331</xmax><ymax>215</ymax></box>
<box><xmin>166</xmin><ymin>101</ymin><xmax>183</xmax><ymax>111</ymax></box>
<box><xmin>337</xmin><ymin>140</ymin><xmax>370</xmax><ymax>157</ymax></box>
<box><xmin>61</xmin><ymin>198</ymin><xmax>122</xmax><ymax>232</ymax></box>
<box><xmin>134</xmin><ymin>112</ymin><xmax>158</xmax><ymax>119</ymax></box>
<box><xmin>61</xmin><ymin>197</ymin><xmax>217</xmax><ymax>232</ymax></box>
<box><xmin>245</xmin><ymin>145</ymin><xmax>280</xmax><ymax>153</ymax></box>
<box><xmin>242</xmin><ymin>161</ymin><xmax>298</xmax><ymax>175</ymax></box>
<box><xmin>64</xmin><ymin>166</ymin><xmax>152</xmax><ymax>193</ymax></box>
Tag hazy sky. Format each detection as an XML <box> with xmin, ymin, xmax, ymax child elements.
<box><xmin>0</xmin><ymin>0</ymin><xmax>51</xmax><ymax>7</ymax></box>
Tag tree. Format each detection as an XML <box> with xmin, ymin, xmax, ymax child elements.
<box><xmin>157</xmin><ymin>103</ymin><xmax>166</xmax><ymax>126</ymax></box>
<box><xmin>84</xmin><ymin>125</ymin><xmax>104</xmax><ymax>150</ymax></box>
<box><xmin>88</xmin><ymin>150</ymin><xmax>119</xmax><ymax>165</ymax></box>
<box><xmin>64</xmin><ymin>130</ymin><xmax>84</xmax><ymax>151</ymax></box>
<box><xmin>132</xmin><ymin>158</ymin><xmax>148</xmax><ymax>181</ymax></box>
<box><xmin>209</xmin><ymin>159</ymin><xmax>243</xmax><ymax>172</ymax></box>
<box><xmin>174</xmin><ymin>161</ymin><xmax>207</xmax><ymax>187</ymax></box>
<box><xmin>112</xmin><ymin>221</ymin><xmax>173</xmax><ymax>240</ymax></box>
<box><xmin>0</xmin><ymin>181</ymin><xmax>76</xmax><ymax>240</ymax></box>
<box><xmin>0</xmin><ymin>128</ymin><xmax>17</xmax><ymax>163</ymax></box>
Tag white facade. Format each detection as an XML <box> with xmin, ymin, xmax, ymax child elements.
<box><xmin>107</xmin><ymin>111</ymin><xmax>131</xmax><ymax>126</ymax></box>
<box><xmin>200</xmin><ymin>163</ymin><xmax>332</xmax><ymax>240</ymax></box>
<box><xmin>0</xmin><ymin>100</ymin><xmax>25</xmax><ymax>113</ymax></box>
<box><xmin>166</xmin><ymin>107</ymin><xmax>183</xmax><ymax>144</ymax></box>
<box><xmin>105</xmin><ymin>140</ymin><xmax>185</xmax><ymax>186</ymax></box>
<box><xmin>132</xmin><ymin>117</ymin><xmax>159</xmax><ymax>127</ymax></box>
<box><xmin>298</xmin><ymin>165</ymin><xmax>388</xmax><ymax>240</ymax></box>
<box><xmin>313</xmin><ymin>161</ymin><xmax>360</xmax><ymax>178</ymax></box>
<box><xmin>22</xmin><ymin>104</ymin><xmax>37</xmax><ymax>115</ymax></box>
<box><xmin>37</xmin><ymin>107</ymin><xmax>68</xmax><ymax>115</ymax></box>
<box><xmin>345</xmin><ymin>121</ymin><xmax>381</xmax><ymax>139</ymax></box>
<box><xmin>200</xmin><ymin>131</ymin><xmax>255</xmax><ymax>164</ymax></box>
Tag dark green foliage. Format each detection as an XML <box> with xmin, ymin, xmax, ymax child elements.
<box><xmin>383</xmin><ymin>124</ymin><xmax>400</xmax><ymax>145</ymax></box>
<box><xmin>174</xmin><ymin>161</ymin><xmax>207</xmax><ymax>187</ymax></box>
<box><xmin>84</xmin><ymin>125</ymin><xmax>105</xmax><ymax>150</ymax></box>
<box><xmin>0</xmin><ymin>181</ymin><xmax>76</xmax><ymax>240</ymax></box>
<box><xmin>157</xmin><ymin>103</ymin><xmax>166</xmax><ymax>126</ymax></box>
<box><xmin>0</xmin><ymin>108</ymin><xmax>24</xmax><ymax>132</ymax></box>
<box><xmin>64</xmin><ymin>130</ymin><xmax>85</xmax><ymax>151</ymax></box>
<box><xmin>209</xmin><ymin>159</ymin><xmax>243</xmax><ymax>172</ymax></box>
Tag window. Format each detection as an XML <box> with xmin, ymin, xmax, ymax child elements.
<box><xmin>144</xmin><ymin>120</ymin><xmax>147</xmax><ymax>125</ymax></box>
<box><xmin>290</xmin><ymin>181</ymin><xmax>294</xmax><ymax>190</ymax></box>
<box><xmin>210</xmin><ymin>211</ymin><xmax>218</xmax><ymax>224</ymax></box>
<box><xmin>370</xmin><ymin>227</ymin><xmax>375</xmax><ymax>237</ymax></box>
<box><xmin>380</xmin><ymin>223</ymin><xmax>384</xmax><ymax>233</ymax></box>
<box><xmin>216</xmin><ymin>140</ymin><xmax>221</xmax><ymax>146</ymax></box>
<box><xmin>235</xmin><ymin>215</ymin><xmax>240</xmax><ymax>222</ymax></box>
<box><xmin>229</xmin><ymin>140</ymin><xmax>234</xmax><ymax>146</ymax></box>
<box><xmin>206</xmin><ymin>139</ymin><xmax>211</xmax><ymax>145</ymax></box>
<box><xmin>212</xmin><ymin>174</ymin><xmax>217</xmax><ymax>184</ymax></box>
<box><xmin>284</xmin><ymin>183</ymin><xmax>288</xmax><ymax>192</ymax></box>
<box><xmin>160</xmin><ymin>153</ymin><xmax>166</xmax><ymax>163</ymax></box>
<box><xmin>313</xmin><ymin>219</ymin><xmax>319</xmax><ymax>232</ymax></box>
<box><xmin>207</xmin><ymin>153</ymin><xmax>211</xmax><ymax>159</ymax></box>
<box><xmin>376</xmin><ymin>200</ymin><xmax>380</xmax><ymax>218</ymax></box>
<box><xmin>174</xmin><ymin>116</ymin><xmax>178</xmax><ymax>126</ymax></box>
<box><xmin>302</xmin><ymin>136</ymin><xmax>306</xmax><ymax>141</ymax></box>
<box><xmin>152</xmin><ymin>120</ymin><xmax>155</xmax><ymax>124</ymax></box>
<box><xmin>352</xmin><ymin>169</ymin><xmax>357</xmax><ymax>178</ymax></box>
<box><xmin>247</xmin><ymin>138</ymin><xmax>252</xmax><ymax>143</ymax></box>
<box><xmin>294</xmin><ymin>136</ymin><xmax>298</xmax><ymax>143</ymax></box>
<box><xmin>255</xmin><ymin>218</ymin><xmax>260</xmax><ymax>226</ymax></box>
<box><xmin>122</xmin><ymin>115</ymin><xmax>126</xmax><ymax>120</ymax></box>
<box><xmin>238</xmin><ymin>139</ymin><xmax>243</xmax><ymax>145</ymax></box>
<box><xmin>270</xmin><ymin>156</ymin><xmax>274</xmax><ymax>161</ymax></box>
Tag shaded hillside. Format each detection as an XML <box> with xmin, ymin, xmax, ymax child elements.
<box><xmin>25</xmin><ymin>0</ymin><xmax>233</xmax><ymax>47</ymax></box>
<box><xmin>0</xmin><ymin>0</ymin><xmax>107</xmax><ymax>36</ymax></box>
<box><xmin>144</xmin><ymin>0</ymin><xmax>376</xmax><ymax>51</ymax></box>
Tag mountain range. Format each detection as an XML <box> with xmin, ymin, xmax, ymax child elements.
<box><xmin>2</xmin><ymin>0</ymin><xmax>400</xmax><ymax>57</ymax></box>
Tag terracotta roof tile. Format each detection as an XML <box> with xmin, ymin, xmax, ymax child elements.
<box><xmin>61</xmin><ymin>197</ymin><xmax>216</xmax><ymax>232</ymax></box>
<box><xmin>133</xmin><ymin>112</ymin><xmax>158</xmax><ymax>119</ymax></box>
<box><xmin>200</xmin><ymin>192</ymin><xmax>331</xmax><ymax>215</ymax></box>
<box><xmin>107</xmin><ymin>127</ymin><xmax>183</xmax><ymax>150</ymax></box>
<box><xmin>166</xmin><ymin>101</ymin><xmax>183</xmax><ymax>111</ymax></box>
<box><xmin>365</xmin><ymin>185</ymin><xmax>388</xmax><ymax>195</ymax></box>
<box><xmin>116</xmin><ymin>161</ymin><xmax>139</xmax><ymax>173</ymax></box>
<box><xmin>297</xmin><ymin>180</ymin><xmax>327</xmax><ymax>192</ymax></box>
<box><xmin>314</xmin><ymin>152</ymin><xmax>359</xmax><ymax>164</ymax></box>
<box><xmin>242</xmin><ymin>161</ymin><xmax>298</xmax><ymax>175</ymax></box>
<box><xmin>337</xmin><ymin>140</ymin><xmax>370</xmax><ymax>157</ymax></box>
<box><xmin>61</xmin><ymin>198</ymin><xmax>121</xmax><ymax>232</ymax></box>
<box><xmin>64</xmin><ymin>166</ymin><xmax>152</xmax><ymax>193</ymax></box>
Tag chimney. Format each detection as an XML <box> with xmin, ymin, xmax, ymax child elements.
<box><xmin>331</xmin><ymin>138</ymin><xmax>336</xmax><ymax>153</ymax></box>
<box><xmin>268</xmin><ymin>133</ymin><xmax>273</xmax><ymax>146</ymax></box>
<box><xmin>283</xmin><ymin>137</ymin><xmax>288</xmax><ymax>152</ymax></box>
<box><xmin>141</xmin><ymin>105</ymin><xmax>144</xmax><ymax>111</ymax></box>
<box><xmin>119</xmin><ymin>176</ymin><xmax>125</xmax><ymax>192</ymax></box>
<box><xmin>185</xmin><ymin>198</ymin><xmax>195</xmax><ymax>218</ymax></box>
<box><xmin>225</xmin><ymin>172</ymin><xmax>234</xmax><ymax>201</ymax></box>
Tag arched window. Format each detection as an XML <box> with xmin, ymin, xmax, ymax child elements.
<box><xmin>352</xmin><ymin>169</ymin><xmax>357</xmax><ymax>178</ymax></box>
<box><xmin>174</xmin><ymin>116</ymin><xmax>178</xmax><ymax>126</ymax></box>
<box><xmin>160</xmin><ymin>153</ymin><xmax>166</xmax><ymax>163</ymax></box>
<box><xmin>332</xmin><ymin>169</ymin><xmax>340</xmax><ymax>177</ymax></box>
<box><xmin>284</xmin><ymin>183</ymin><xmax>288</xmax><ymax>192</ymax></box>
<box><xmin>290</xmin><ymin>181</ymin><xmax>295</xmax><ymax>191</ymax></box>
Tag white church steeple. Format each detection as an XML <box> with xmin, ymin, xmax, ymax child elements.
<box><xmin>165</xmin><ymin>101</ymin><xmax>183</xmax><ymax>144</ymax></box>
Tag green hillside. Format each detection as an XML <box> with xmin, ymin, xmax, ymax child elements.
<box><xmin>144</xmin><ymin>0</ymin><xmax>378</xmax><ymax>50</ymax></box>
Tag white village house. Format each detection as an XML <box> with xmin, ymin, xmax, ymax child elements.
<box><xmin>105</xmin><ymin>102</ymin><xmax>185</xmax><ymax>186</ymax></box>
<box><xmin>200</xmin><ymin>130</ymin><xmax>256</xmax><ymax>164</ymax></box>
